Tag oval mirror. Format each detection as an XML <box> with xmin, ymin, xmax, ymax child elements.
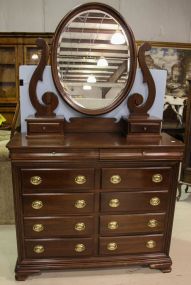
<box><xmin>51</xmin><ymin>3</ymin><xmax>137</xmax><ymax>115</ymax></box>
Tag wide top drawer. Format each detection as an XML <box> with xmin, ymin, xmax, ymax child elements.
<box><xmin>21</xmin><ymin>168</ymin><xmax>95</xmax><ymax>191</ymax></box>
<box><xmin>102</xmin><ymin>168</ymin><xmax>171</xmax><ymax>189</ymax></box>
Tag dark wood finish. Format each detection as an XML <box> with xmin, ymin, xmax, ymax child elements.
<box><xmin>126</xmin><ymin>43</ymin><xmax>160</xmax><ymax>140</ymax></box>
<box><xmin>28</xmin><ymin>38</ymin><xmax>58</xmax><ymax>117</ymax></box>
<box><xmin>21</xmin><ymin>168</ymin><xmax>94</xmax><ymax>191</ymax></box>
<box><xmin>100</xmin><ymin>213</ymin><xmax>166</xmax><ymax>235</ymax></box>
<box><xmin>101</xmin><ymin>167</ymin><xmax>171</xmax><ymax>189</ymax></box>
<box><xmin>26</xmin><ymin>116</ymin><xmax>65</xmax><ymax>137</ymax></box>
<box><xmin>25</xmin><ymin>238</ymin><xmax>94</xmax><ymax>258</ymax></box>
<box><xmin>128</xmin><ymin>118</ymin><xmax>161</xmax><ymax>133</ymax></box>
<box><xmin>23</xmin><ymin>193</ymin><xmax>95</xmax><ymax>216</ymax></box>
<box><xmin>63</xmin><ymin>117</ymin><xmax>124</xmax><ymax>133</ymax></box>
<box><xmin>24</xmin><ymin>216</ymin><xmax>94</xmax><ymax>237</ymax></box>
<box><xmin>7</xmin><ymin>129</ymin><xmax>183</xmax><ymax>279</ymax></box>
<box><xmin>149</xmin><ymin>262</ymin><xmax>172</xmax><ymax>273</ymax></box>
<box><xmin>126</xmin><ymin>117</ymin><xmax>161</xmax><ymax>141</ymax></box>
<box><xmin>127</xmin><ymin>43</ymin><xmax>156</xmax><ymax>117</ymax></box>
<box><xmin>51</xmin><ymin>2</ymin><xmax>137</xmax><ymax>115</ymax></box>
<box><xmin>101</xmin><ymin>191</ymin><xmax>169</xmax><ymax>212</ymax></box>
<box><xmin>6</xmin><ymin>4</ymin><xmax>184</xmax><ymax>279</ymax></box>
<box><xmin>99</xmin><ymin>234</ymin><xmax>164</xmax><ymax>255</ymax></box>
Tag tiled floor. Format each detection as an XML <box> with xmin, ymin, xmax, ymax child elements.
<box><xmin>0</xmin><ymin>189</ymin><xmax>191</xmax><ymax>284</ymax></box>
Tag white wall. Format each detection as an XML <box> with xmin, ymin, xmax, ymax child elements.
<box><xmin>0</xmin><ymin>0</ymin><xmax>190</xmax><ymax>42</ymax></box>
<box><xmin>19</xmin><ymin>66</ymin><xmax>167</xmax><ymax>132</ymax></box>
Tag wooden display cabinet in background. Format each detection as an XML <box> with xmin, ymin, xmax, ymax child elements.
<box><xmin>0</xmin><ymin>33</ymin><xmax>52</xmax><ymax>127</ymax></box>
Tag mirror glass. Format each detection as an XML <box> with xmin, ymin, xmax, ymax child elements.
<box><xmin>52</xmin><ymin>5</ymin><xmax>136</xmax><ymax>114</ymax></box>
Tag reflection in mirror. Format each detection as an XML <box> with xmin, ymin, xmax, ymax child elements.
<box><xmin>56</xmin><ymin>10</ymin><xmax>130</xmax><ymax>110</ymax></box>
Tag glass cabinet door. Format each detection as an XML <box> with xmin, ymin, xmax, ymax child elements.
<box><xmin>24</xmin><ymin>46</ymin><xmax>42</xmax><ymax>65</ymax></box>
<box><xmin>0</xmin><ymin>46</ymin><xmax>17</xmax><ymax>103</ymax></box>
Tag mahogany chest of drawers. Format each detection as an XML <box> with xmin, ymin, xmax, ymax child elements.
<box><xmin>7</xmin><ymin>132</ymin><xmax>184</xmax><ymax>280</ymax></box>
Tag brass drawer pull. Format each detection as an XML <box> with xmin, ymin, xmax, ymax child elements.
<box><xmin>32</xmin><ymin>200</ymin><xmax>43</xmax><ymax>209</ymax></box>
<box><xmin>109</xmin><ymin>198</ymin><xmax>120</xmax><ymax>208</ymax></box>
<box><xmin>75</xmin><ymin>243</ymin><xmax>85</xmax><ymax>252</ymax></box>
<box><xmin>152</xmin><ymin>174</ymin><xmax>163</xmax><ymax>183</ymax></box>
<box><xmin>75</xmin><ymin>200</ymin><xmax>86</xmax><ymax>209</ymax></box>
<box><xmin>108</xmin><ymin>221</ymin><xmax>119</xmax><ymax>230</ymax></box>
<box><xmin>146</xmin><ymin>240</ymin><xmax>156</xmax><ymax>249</ymax></box>
<box><xmin>33</xmin><ymin>224</ymin><xmax>44</xmax><ymax>232</ymax></box>
<box><xmin>75</xmin><ymin>222</ymin><xmax>86</xmax><ymax>231</ymax></box>
<box><xmin>75</xmin><ymin>175</ymin><xmax>86</xmax><ymax>185</ymax></box>
<box><xmin>33</xmin><ymin>245</ymin><xmax>44</xmax><ymax>254</ymax></box>
<box><xmin>110</xmin><ymin>175</ymin><xmax>121</xmax><ymax>184</ymax></box>
<box><xmin>30</xmin><ymin>176</ymin><xmax>42</xmax><ymax>186</ymax></box>
<box><xmin>150</xmin><ymin>197</ymin><xmax>160</xmax><ymax>206</ymax></box>
<box><xmin>147</xmin><ymin>219</ymin><xmax>158</xmax><ymax>228</ymax></box>
<box><xmin>107</xmin><ymin>242</ymin><xmax>118</xmax><ymax>251</ymax></box>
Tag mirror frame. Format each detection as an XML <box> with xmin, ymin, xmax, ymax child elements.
<box><xmin>51</xmin><ymin>2</ymin><xmax>137</xmax><ymax>115</ymax></box>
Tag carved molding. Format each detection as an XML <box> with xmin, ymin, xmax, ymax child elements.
<box><xmin>29</xmin><ymin>38</ymin><xmax>58</xmax><ymax>117</ymax></box>
<box><xmin>127</xmin><ymin>42</ymin><xmax>156</xmax><ymax>117</ymax></box>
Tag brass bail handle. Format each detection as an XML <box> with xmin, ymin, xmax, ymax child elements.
<box><xmin>33</xmin><ymin>245</ymin><xmax>44</xmax><ymax>253</ymax></box>
<box><xmin>75</xmin><ymin>199</ymin><xmax>86</xmax><ymax>209</ymax></box>
<box><xmin>150</xmin><ymin>197</ymin><xmax>160</xmax><ymax>206</ymax></box>
<box><xmin>75</xmin><ymin>175</ymin><xmax>86</xmax><ymax>185</ymax></box>
<box><xmin>110</xmin><ymin>175</ymin><xmax>121</xmax><ymax>184</ymax></box>
<box><xmin>152</xmin><ymin>174</ymin><xmax>163</xmax><ymax>183</ymax></box>
<box><xmin>75</xmin><ymin>243</ymin><xmax>86</xmax><ymax>252</ymax></box>
<box><xmin>30</xmin><ymin>176</ymin><xmax>42</xmax><ymax>185</ymax></box>
<box><xmin>107</xmin><ymin>242</ymin><xmax>118</xmax><ymax>251</ymax></box>
<box><xmin>32</xmin><ymin>200</ymin><xmax>43</xmax><ymax>209</ymax></box>
<box><xmin>147</xmin><ymin>219</ymin><xmax>158</xmax><ymax>228</ymax></box>
<box><xmin>109</xmin><ymin>198</ymin><xmax>120</xmax><ymax>208</ymax></box>
<box><xmin>33</xmin><ymin>224</ymin><xmax>44</xmax><ymax>232</ymax></box>
<box><xmin>108</xmin><ymin>221</ymin><xmax>119</xmax><ymax>230</ymax></box>
<box><xmin>75</xmin><ymin>222</ymin><xmax>86</xmax><ymax>231</ymax></box>
<box><xmin>146</xmin><ymin>240</ymin><xmax>156</xmax><ymax>249</ymax></box>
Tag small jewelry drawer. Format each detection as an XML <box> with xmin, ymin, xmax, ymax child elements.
<box><xmin>24</xmin><ymin>216</ymin><xmax>94</xmax><ymax>237</ymax></box>
<box><xmin>25</xmin><ymin>238</ymin><xmax>94</xmax><ymax>258</ymax></box>
<box><xmin>21</xmin><ymin>168</ymin><xmax>95</xmax><ymax>191</ymax></box>
<box><xmin>23</xmin><ymin>193</ymin><xmax>95</xmax><ymax>216</ymax></box>
<box><xmin>27</xmin><ymin>122</ymin><xmax>63</xmax><ymax>134</ymax></box>
<box><xmin>26</xmin><ymin>116</ymin><xmax>65</xmax><ymax>137</ymax></box>
<box><xmin>101</xmin><ymin>191</ymin><xmax>168</xmax><ymax>212</ymax></box>
<box><xmin>128</xmin><ymin>122</ymin><xmax>161</xmax><ymax>133</ymax></box>
<box><xmin>99</xmin><ymin>234</ymin><xmax>164</xmax><ymax>255</ymax></box>
<box><xmin>101</xmin><ymin>168</ymin><xmax>171</xmax><ymax>189</ymax></box>
<box><xmin>100</xmin><ymin>213</ymin><xmax>166</xmax><ymax>235</ymax></box>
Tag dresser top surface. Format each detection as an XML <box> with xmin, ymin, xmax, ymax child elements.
<box><xmin>7</xmin><ymin>132</ymin><xmax>183</xmax><ymax>151</ymax></box>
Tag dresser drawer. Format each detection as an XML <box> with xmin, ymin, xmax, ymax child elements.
<box><xmin>129</xmin><ymin>122</ymin><xmax>161</xmax><ymax>133</ymax></box>
<box><xmin>24</xmin><ymin>216</ymin><xmax>94</xmax><ymax>237</ymax></box>
<box><xmin>23</xmin><ymin>193</ymin><xmax>95</xmax><ymax>216</ymax></box>
<box><xmin>99</xmin><ymin>234</ymin><xmax>164</xmax><ymax>255</ymax></box>
<box><xmin>21</xmin><ymin>168</ymin><xmax>95</xmax><ymax>191</ymax></box>
<box><xmin>101</xmin><ymin>191</ymin><xmax>168</xmax><ymax>212</ymax></box>
<box><xmin>100</xmin><ymin>213</ymin><xmax>166</xmax><ymax>235</ymax></box>
<box><xmin>28</xmin><ymin>122</ymin><xmax>63</xmax><ymax>134</ymax></box>
<box><xmin>25</xmin><ymin>238</ymin><xmax>94</xmax><ymax>258</ymax></box>
<box><xmin>102</xmin><ymin>168</ymin><xmax>170</xmax><ymax>189</ymax></box>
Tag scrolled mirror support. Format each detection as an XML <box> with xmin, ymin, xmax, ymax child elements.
<box><xmin>127</xmin><ymin>42</ymin><xmax>156</xmax><ymax>117</ymax></box>
<box><xmin>29</xmin><ymin>38</ymin><xmax>59</xmax><ymax>117</ymax></box>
